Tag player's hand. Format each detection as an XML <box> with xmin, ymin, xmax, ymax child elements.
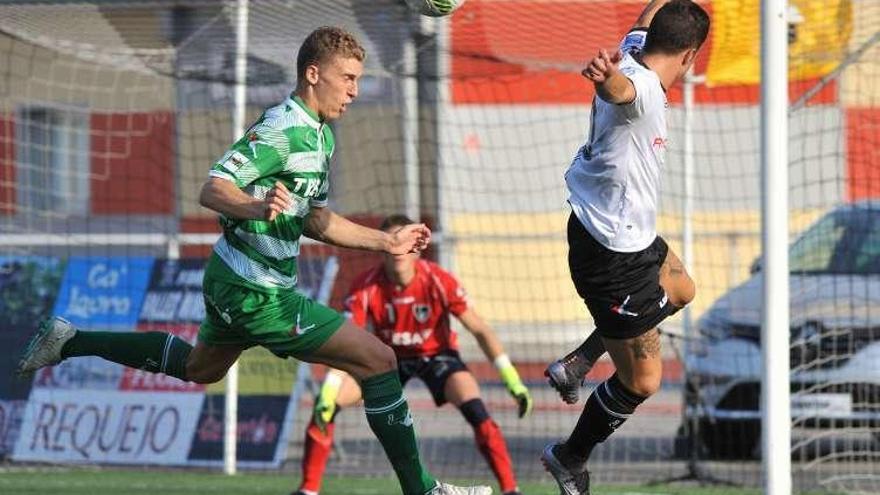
<box><xmin>498</xmin><ymin>362</ymin><xmax>533</xmax><ymax>418</ymax></box>
<box><xmin>313</xmin><ymin>376</ymin><xmax>341</xmax><ymax>433</ymax></box>
<box><xmin>509</xmin><ymin>381</ymin><xmax>533</xmax><ymax>419</ymax></box>
<box><xmin>263</xmin><ymin>181</ymin><xmax>291</xmax><ymax>221</ymax></box>
<box><xmin>581</xmin><ymin>49</ymin><xmax>623</xmax><ymax>83</ymax></box>
<box><xmin>313</xmin><ymin>397</ymin><xmax>336</xmax><ymax>433</ymax></box>
<box><xmin>387</xmin><ymin>223</ymin><xmax>432</xmax><ymax>255</ymax></box>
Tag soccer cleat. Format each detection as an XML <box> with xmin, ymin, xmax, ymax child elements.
<box><xmin>16</xmin><ymin>316</ymin><xmax>77</xmax><ymax>375</ymax></box>
<box><xmin>427</xmin><ymin>481</ymin><xmax>493</xmax><ymax>495</ymax></box>
<box><xmin>545</xmin><ymin>357</ymin><xmax>586</xmax><ymax>405</ymax></box>
<box><xmin>541</xmin><ymin>443</ymin><xmax>590</xmax><ymax>495</ymax></box>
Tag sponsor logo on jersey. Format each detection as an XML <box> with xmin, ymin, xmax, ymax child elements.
<box><xmin>390</xmin><ymin>328</ymin><xmax>433</xmax><ymax>347</ymax></box>
<box><xmin>220</xmin><ymin>150</ymin><xmax>250</xmax><ymax>174</ymax></box>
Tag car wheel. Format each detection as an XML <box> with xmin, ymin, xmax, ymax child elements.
<box><xmin>699</xmin><ymin>419</ymin><xmax>760</xmax><ymax>459</ymax></box>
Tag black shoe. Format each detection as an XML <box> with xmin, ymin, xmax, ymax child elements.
<box><xmin>544</xmin><ymin>356</ymin><xmax>586</xmax><ymax>405</ymax></box>
<box><xmin>541</xmin><ymin>443</ymin><xmax>590</xmax><ymax>495</ymax></box>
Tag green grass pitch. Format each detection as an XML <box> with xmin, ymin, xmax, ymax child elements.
<box><xmin>0</xmin><ymin>468</ymin><xmax>779</xmax><ymax>495</ymax></box>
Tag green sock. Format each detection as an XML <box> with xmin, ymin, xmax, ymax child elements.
<box><xmin>61</xmin><ymin>331</ymin><xmax>192</xmax><ymax>381</ymax></box>
<box><xmin>361</xmin><ymin>370</ymin><xmax>436</xmax><ymax>495</ymax></box>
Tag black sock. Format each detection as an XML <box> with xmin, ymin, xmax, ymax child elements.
<box><xmin>61</xmin><ymin>330</ymin><xmax>192</xmax><ymax>381</ymax></box>
<box><xmin>564</xmin><ymin>373</ymin><xmax>648</xmax><ymax>463</ymax></box>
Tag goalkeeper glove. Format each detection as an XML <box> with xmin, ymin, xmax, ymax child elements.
<box><xmin>495</xmin><ymin>354</ymin><xmax>533</xmax><ymax>418</ymax></box>
<box><xmin>313</xmin><ymin>372</ymin><xmax>343</xmax><ymax>432</ymax></box>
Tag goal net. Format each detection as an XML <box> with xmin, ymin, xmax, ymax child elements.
<box><xmin>0</xmin><ymin>0</ymin><xmax>877</xmax><ymax>493</ymax></box>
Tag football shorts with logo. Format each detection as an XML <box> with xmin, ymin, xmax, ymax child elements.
<box><xmin>198</xmin><ymin>255</ymin><xmax>344</xmax><ymax>357</ymax></box>
<box><xmin>567</xmin><ymin>213</ymin><xmax>676</xmax><ymax>339</ymax></box>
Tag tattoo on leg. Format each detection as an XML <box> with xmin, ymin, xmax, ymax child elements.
<box><xmin>628</xmin><ymin>330</ymin><xmax>661</xmax><ymax>360</ymax></box>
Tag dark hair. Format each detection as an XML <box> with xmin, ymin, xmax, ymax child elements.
<box><xmin>296</xmin><ymin>26</ymin><xmax>366</xmax><ymax>80</ymax></box>
<box><xmin>643</xmin><ymin>0</ymin><xmax>710</xmax><ymax>55</ymax></box>
<box><xmin>380</xmin><ymin>214</ymin><xmax>415</xmax><ymax>232</ymax></box>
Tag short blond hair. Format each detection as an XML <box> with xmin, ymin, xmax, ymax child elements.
<box><xmin>296</xmin><ymin>26</ymin><xmax>366</xmax><ymax>79</ymax></box>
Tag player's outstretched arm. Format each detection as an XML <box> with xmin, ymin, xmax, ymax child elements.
<box><xmin>633</xmin><ymin>0</ymin><xmax>673</xmax><ymax>29</ymax></box>
<box><xmin>304</xmin><ymin>207</ymin><xmax>431</xmax><ymax>254</ymax></box>
<box><xmin>582</xmin><ymin>49</ymin><xmax>636</xmax><ymax>104</ymax></box>
<box><xmin>458</xmin><ymin>309</ymin><xmax>533</xmax><ymax>418</ymax></box>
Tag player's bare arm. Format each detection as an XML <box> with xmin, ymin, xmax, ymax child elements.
<box><xmin>199</xmin><ymin>177</ymin><xmax>291</xmax><ymax>221</ymax></box>
<box><xmin>583</xmin><ymin>49</ymin><xmax>636</xmax><ymax>104</ymax></box>
<box><xmin>633</xmin><ymin>0</ymin><xmax>673</xmax><ymax>29</ymax></box>
<box><xmin>304</xmin><ymin>207</ymin><xmax>431</xmax><ymax>254</ymax></box>
<box><xmin>459</xmin><ymin>308</ymin><xmax>533</xmax><ymax>418</ymax></box>
<box><xmin>457</xmin><ymin>309</ymin><xmax>505</xmax><ymax>360</ymax></box>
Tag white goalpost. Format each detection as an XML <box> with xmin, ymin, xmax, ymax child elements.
<box><xmin>762</xmin><ymin>0</ymin><xmax>791</xmax><ymax>494</ymax></box>
<box><xmin>223</xmin><ymin>0</ymin><xmax>249</xmax><ymax>476</ymax></box>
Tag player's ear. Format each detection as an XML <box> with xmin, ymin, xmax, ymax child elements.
<box><xmin>681</xmin><ymin>47</ymin><xmax>698</xmax><ymax>67</ymax></box>
<box><xmin>304</xmin><ymin>63</ymin><xmax>320</xmax><ymax>85</ymax></box>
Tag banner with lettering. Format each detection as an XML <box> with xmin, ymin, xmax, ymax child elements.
<box><xmin>31</xmin><ymin>257</ymin><xmax>156</xmax><ymax>393</ymax></box>
<box><xmin>11</xmin><ymin>254</ymin><xmax>339</xmax><ymax>468</ymax></box>
<box><xmin>13</xmin><ymin>388</ymin><xmax>203</xmax><ymax>464</ymax></box>
<box><xmin>188</xmin><ymin>394</ymin><xmax>292</xmax><ymax>464</ymax></box>
<box><xmin>53</xmin><ymin>256</ymin><xmax>154</xmax><ymax>329</ymax></box>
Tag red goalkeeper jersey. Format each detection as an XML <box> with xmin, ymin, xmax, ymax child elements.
<box><xmin>344</xmin><ymin>260</ymin><xmax>469</xmax><ymax>358</ymax></box>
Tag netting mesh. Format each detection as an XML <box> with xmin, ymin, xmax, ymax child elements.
<box><xmin>0</xmin><ymin>0</ymin><xmax>878</xmax><ymax>493</ymax></box>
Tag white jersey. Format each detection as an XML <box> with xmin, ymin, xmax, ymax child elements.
<box><xmin>565</xmin><ymin>29</ymin><xmax>668</xmax><ymax>253</ymax></box>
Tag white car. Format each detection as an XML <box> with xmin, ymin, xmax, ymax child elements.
<box><xmin>685</xmin><ymin>201</ymin><xmax>880</xmax><ymax>458</ymax></box>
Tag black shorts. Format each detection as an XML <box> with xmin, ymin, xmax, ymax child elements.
<box><xmin>567</xmin><ymin>213</ymin><xmax>676</xmax><ymax>339</ymax></box>
<box><xmin>398</xmin><ymin>350</ymin><xmax>468</xmax><ymax>406</ymax></box>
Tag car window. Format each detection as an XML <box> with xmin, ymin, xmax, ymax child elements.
<box><xmin>789</xmin><ymin>214</ymin><xmax>844</xmax><ymax>273</ymax></box>
<box><xmin>789</xmin><ymin>207</ymin><xmax>880</xmax><ymax>275</ymax></box>
<box><xmin>850</xmin><ymin>214</ymin><xmax>880</xmax><ymax>274</ymax></box>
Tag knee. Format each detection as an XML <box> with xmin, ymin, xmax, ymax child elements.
<box><xmin>618</xmin><ymin>372</ymin><xmax>662</xmax><ymax>398</ymax></box>
<box><xmin>670</xmin><ymin>276</ymin><xmax>696</xmax><ymax>308</ymax></box>
<box><xmin>459</xmin><ymin>398</ymin><xmax>491</xmax><ymax>427</ymax></box>
<box><xmin>185</xmin><ymin>363</ymin><xmax>226</xmax><ymax>384</ymax></box>
<box><xmin>362</xmin><ymin>342</ymin><xmax>397</xmax><ymax>377</ymax></box>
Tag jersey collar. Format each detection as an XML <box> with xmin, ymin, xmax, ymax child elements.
<box><xmin>633</xmin><ymin>54</ymin><xmax>667</xmax><ymax>93</ymax></box>
<box><xmin>287</xmin><ymin>94</ymin><xmax>322</xmax><ymax>129</ymax></box>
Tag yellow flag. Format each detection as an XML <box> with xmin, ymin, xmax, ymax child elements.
<box><xmin>706</xmin><ymin>0</ymin><xmax>853</xmax><ymax>86</ymax></box>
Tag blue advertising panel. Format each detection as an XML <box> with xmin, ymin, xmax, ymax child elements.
<box><xmin>52</xmin><ymin>257</ymin><xmax>154</xmax><ymax>329</ymax></box>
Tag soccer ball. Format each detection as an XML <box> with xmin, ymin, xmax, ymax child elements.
<box><xmin>405</xmin><ymin>0</ymin><xmax>466</xmax><ymax>17</ymax></box>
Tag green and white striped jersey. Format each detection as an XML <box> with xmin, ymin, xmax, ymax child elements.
<box><xmin>207</xmin><ymin>94</ymin><xmax>334</xmax><ymax>289</ymax></box>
